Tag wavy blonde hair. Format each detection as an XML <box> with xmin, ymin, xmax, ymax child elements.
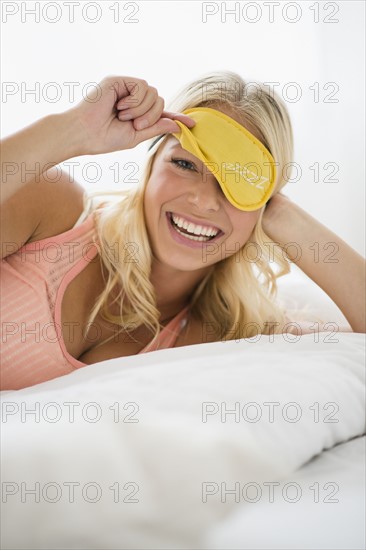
<box><xmin>82</xmin><ymin>70</ymin><xmax>298</xmax><ymax>348</ymax></box>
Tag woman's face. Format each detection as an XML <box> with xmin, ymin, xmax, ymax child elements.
<box><xmin>143</xmin><ymin>135</ymin><xmax>263</xmax><ymax>273</ymax></box>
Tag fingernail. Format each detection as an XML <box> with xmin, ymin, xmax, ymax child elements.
<box><xmin>118</xmin><ymin>104</ymin><xmax>129</xmax><ymax>110</ymax></box>
<box><xmin>136</xmin><ymin>119</ymin><xmax>148</xmax><ymax>130</ymax></box>
<box><xmin>119</xmin><ymin>113</ymin><xmax>133</xmax><ymax>120</ymax></box>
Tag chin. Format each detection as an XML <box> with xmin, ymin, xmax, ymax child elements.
<box><xmin>158</xmin><ymin>250</ymin><xmax>207</xmax><ymax>272</ymax></box>
<box><xmin>163</xmin><ymin>254</ymin><xmax>196</xmax><ymax>271</ymax></box>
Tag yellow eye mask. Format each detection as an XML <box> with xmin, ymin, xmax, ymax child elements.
<box><xmin>150</xmin><ymin>107</ymin><xmax>277</xmax><ymax>211</ymax></box>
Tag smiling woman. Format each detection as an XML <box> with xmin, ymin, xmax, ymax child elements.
<box><xmin>78</xmin><ymin>71</ymin><xmax>296</xmax><ymax>357</ymax></box>
<box><xmin>2</xmin><ymin>71</ymin><xmax>362</xmax><ymax>391</ymax></box>
<box><xmin>143</xmin><ymin>133</ymin><xmax>262</xmax><ymax>280</ymax></box>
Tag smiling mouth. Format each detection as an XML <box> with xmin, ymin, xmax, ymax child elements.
<box><xmin>167</xmin><ymin>212</ymin><xmax>224</xmax><ymax>242</ymax></box>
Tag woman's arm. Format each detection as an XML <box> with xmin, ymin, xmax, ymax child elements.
<box><xmin>262</xmin><ymin>194</ymin><xmax>366</xmax><ymax>333</ymax></box>
<box><xmin>1</xmin><ymin>75</ymin><xmax>196</xmax><ymax>205</ymax></box>
<box><xmin>1</xmin><ymin>76</ymin><xmax>196</xmax><ymax>259</ymax></box>
<box><xmin>1</xmin><ymin>112</ymin><xmax>86</xmax><ymax>204</ymax></box>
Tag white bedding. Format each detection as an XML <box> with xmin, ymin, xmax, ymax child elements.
<box><xmin>1</xmin><ymin>328</ymin><xmax>365</xmax><ymax>549</ymax></box>
<box><xmin>204</xmin><ymin>435</ymin><xmax>365</xmax><ymax>550</ymax></box>
<box><xmin>1</xmin><ymin>269</ymin><xmax>365</xmax><ymax>549</ymax></box>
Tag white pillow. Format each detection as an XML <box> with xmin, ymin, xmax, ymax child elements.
<box><xmin>1</xmin><ymin>332</ymin><xmax>364</xmax><ymax>549</ymax></box>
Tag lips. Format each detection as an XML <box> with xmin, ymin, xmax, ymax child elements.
<box><xmin>166</xmin><ymin>212</ymin><xmax>224</xmax><ymax>247</ymax></box>
<box><xmin>168</xmin><ymin>211</ymin><xmax>224</xmax><ymax>237</ymax></box>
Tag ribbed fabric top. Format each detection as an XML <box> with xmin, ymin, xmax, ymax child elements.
<box><xmin>0</xmin><ymin>213</ymin><xmax>189</xmax><ymax>391</ymax></box>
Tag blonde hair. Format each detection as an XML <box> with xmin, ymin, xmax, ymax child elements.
<box><xmin>82</xmin><ymin>70</ymin><xmax>300</xmax><ymax>349</ymax></box>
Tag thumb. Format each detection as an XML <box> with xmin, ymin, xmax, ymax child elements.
<box><xmin>132</xmin><ymin>117</ymin><xmax>182</xmax><ymax>146</ymax></box>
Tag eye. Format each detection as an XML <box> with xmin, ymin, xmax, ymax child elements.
<box><xmin>170</xmin><ymin>157</ymin><xmax>197</xmax><ymax>172</ymax></box>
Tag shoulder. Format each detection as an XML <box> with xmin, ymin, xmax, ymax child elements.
<box><xmin>25</xmin><ymin>168</ymin><xmax>87</xmax><ymax>245</ymax></box>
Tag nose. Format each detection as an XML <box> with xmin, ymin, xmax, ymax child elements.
<box><xmin>187</xmin><ymin>174</ymin><xmax>221</xmax><ymax>212</ymax></box>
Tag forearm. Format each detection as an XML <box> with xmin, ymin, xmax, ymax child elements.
<box><xmin>269</xmin><ymin>203</ymin><xmax>366</xmax><ymax>333</ymax></box>
<box><xmin>0</xmin><ymin>110</ymin><xmax>86</xmax><ymax>205</ymax></box>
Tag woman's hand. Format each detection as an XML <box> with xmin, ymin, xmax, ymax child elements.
<box><xmin>262</xmin><ymin>191</ymin><xmax>292</xmax><ymax>239</ymax></box>
<box><xmin>70</xmin><ymin>75</ymin><xmax>196</xmax><ymax>155</ymax></box>
<box><xmin>262</xmin><ymin>190</ymin><xmax>366</xmax><ymax>332</ymax></box>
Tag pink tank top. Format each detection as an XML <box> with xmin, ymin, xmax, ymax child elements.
<box><xmin>0</xmin><ymin>213</ymin><xmax>189</xmax><ymax>391</ymax></box>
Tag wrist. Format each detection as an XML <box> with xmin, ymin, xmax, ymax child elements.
<box><xmin>50</xmin><ymin>109</ymin><xmax>90</xmax><ymax>159</ymax></box>
<box><xmin>263</xmin><ymin>197</ymin><xmax>305</xmax><ymax>244</ymax></box>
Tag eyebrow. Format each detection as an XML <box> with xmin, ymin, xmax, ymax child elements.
<box><xmin>169</xmin><ymin>143</ymin><xmax>186</xmax><ymax>152</ymax></box>
<box><xmin>148</xmin><ymin>134</ymin><xmax>185</xmax><ymax>154</ymax></box>
<box><xmin>168</xmin><ymin>145</ymin><xmax>201</xmax><ymax>164</ymax></box>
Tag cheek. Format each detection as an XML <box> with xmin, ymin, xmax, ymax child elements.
<box><xmin>143</xmin><ymin>174</ymin><xmax>178</xmax><ymax>239</ymax></box>
<box><xmin>144</xmin><ymin>173</ymin><xmax>175</xmax><ymax>207</ymax></box>
<box><xmin>230</xmin><ymin>210</ymin><xmax>261</xmax><ymax>240</ymax></box>
<box><xmin>143</xmin><ymin>179</ymin><xmax>163</xmax><ymax>223</ymax></box>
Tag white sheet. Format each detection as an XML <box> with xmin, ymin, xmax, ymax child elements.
<box><xmin>204</xmin><ymin>435</ymin><xmax>365</xmax><ymax>549</ymax></box>
<box><xmin>1</xmin><ymin>329</ymin><xmax>365</xmax><ymax>549</ymax></box>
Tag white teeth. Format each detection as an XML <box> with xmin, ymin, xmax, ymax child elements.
<box><xmin>171</xmin><ymin>213</ymin><xmax>219</xmax><ymax>237</ymax></box>
<box><xmin>172</xmin><ymin>225</ymin><xmax>211</xmax><ymax>242</ymax></box>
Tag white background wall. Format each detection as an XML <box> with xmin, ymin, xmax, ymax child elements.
<box><xmin>1</xmin><ymin>0</ymin><xmax>365</xmax><ymax>255</ymax></box>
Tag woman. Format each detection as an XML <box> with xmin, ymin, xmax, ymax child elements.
<box><xmin>1</xmin><ymin>71</ymin><xmax>364</xmax><ymax>390</ymax></box>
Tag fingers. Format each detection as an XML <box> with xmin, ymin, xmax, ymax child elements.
<box><xmin>101</xmin><ymin>76</ymin><xmax>150</xmax><ymax>105</ymax></box>
<box><xmin>129</xmin><ymin>111</ymin><xmax>197</xmax><ymax>148</ymax></box>
<box><xmin>112</xmin><ymin>78</ymin><xmax>196</xmax><ymax>131</ymax></box>
<box><xmin>130</xmin><ymin>116</ymin><xmax>192</xmax><ymax>148</ymax></box>
<box><xmin>117</xmin><ymin>87</ymin><xmax>164</xmax><ymax>130</ymax></box>
<box><xmin>118</xmin><ymin>105</ymin><xmax>196</xmax><ymax>133</ymax></box>
<box><xmin>98</xmin><ymin>76</ymin><xmax>197</xmax><ymax>131</ymax></box>
<box><xmin>100</xmin><ymin>75</ymin><xmax>197</xmax><ymax>147</ymax></box>
<box><xmin>115</xmin><ymin>79</ymin><xmax>150</xmax><ymax>109</ymax></box>
<box><xmin>162</xmin><ymin>111</ymin><xmax>196</xmax><ymax>128</ymax></box>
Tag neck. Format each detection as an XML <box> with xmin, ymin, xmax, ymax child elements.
<box><xmin>150</xmin><ymin>258</ymin><xmax>212</xmax><ymax>321</ymax></box>
<box><xmin>101</xmin><ymin>255</ymin><xmax>212</xmax><ymax>323</ymax></box>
